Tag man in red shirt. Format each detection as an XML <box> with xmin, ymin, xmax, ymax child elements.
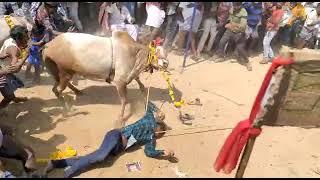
<box><xmin>260</xmin><ymin>2</ymin><xmax>284</xmax><ymax>64</ymax></box>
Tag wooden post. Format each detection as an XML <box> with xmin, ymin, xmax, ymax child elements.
<box><xmin>235</xmin><ymin>128</ymin><xmax>258</xmax><ymax>178</ymax></box>
<box><xmin>234</xmin><ymin>67</ymin><xmax>286</xmax><ymax>178</ymax></box>
<box><xmin>182</xmin><ymin>3</ymin><xmax>197</xmax><ymax>68</ymax></box>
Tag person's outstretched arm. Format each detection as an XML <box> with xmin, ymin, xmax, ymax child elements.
<box><xmin>144</xmin><ymin>139</ymin><xmax>165</xmax><ymax>158</ymax></box>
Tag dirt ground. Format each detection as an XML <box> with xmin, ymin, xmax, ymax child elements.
<box><xmin>2</xmin><ymin>52</ymin><xmax>320</xmax><ymax>178</ymax></box>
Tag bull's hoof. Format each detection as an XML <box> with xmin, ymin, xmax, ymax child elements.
<box><xmin>52</xmin><ymin>88</ymin><xmax>59</xmax><ymax>98</ymax></box>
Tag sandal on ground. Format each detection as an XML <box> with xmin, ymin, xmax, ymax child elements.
<box><xmin>190</xmin><ymin>55</ymin><xmax>201</xmax><ymax>61</ymax></box>
<box><xmin>187</xmin><ymin>98</ymin><xmax>202</xmax><ymax>106</ymax></box>
<box><xmin>179</xmin><ymin>112</ymin><xmax>194</xmax><ymax>121</ymax></box>
<box><xmin>214</xmin><ymin>57</ymin><xmax>226</xmax><ymax>63</ymax></box>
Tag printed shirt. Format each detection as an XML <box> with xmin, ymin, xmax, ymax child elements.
<box><xmin>228</xmin><ymin>8</ymin><xmax>248</xmax><ymax>33</ymax></box>
<box><xmin>0</xmin><ymin>75</ymin><xmax>6</xmax><ymax>88</ymax></box>
<box><xmin>217</xmin><ymin>2</ymin><xmax>233</xmax><ymax>26</ymax></box>
<box><xmin>36</xmin><ymin>4</ymin><xmax>56</xmax><ymax>31</ymax></box>
<box><xmin>121</xmin><ymin>102</ymin><xmax>164</xmax><ymax>158</ymax></box>
<box><xmin>304</xmin><ymin>7</ymin><xmax>320</xmax><ymax>28</ymax></box>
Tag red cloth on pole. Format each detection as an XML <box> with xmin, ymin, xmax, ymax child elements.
<box><xmin>213</xmin><ymin>56</ymin><xmax>294</xmax><ymax>174</ymax></box>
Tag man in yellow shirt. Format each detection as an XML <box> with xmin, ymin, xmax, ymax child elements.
<box><xmin>284</xmin><ymin>2</ymin><xmax>306</xmax><ymax>46</ymax></box>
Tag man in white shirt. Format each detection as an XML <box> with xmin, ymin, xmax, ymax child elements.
<box><xmin>103</xmin><ymin>2</ymin><xmax>138</xmax><ymax>41</ymax></box>
<box><xmin>140</xmin><ymin>2</ymin><xmax>165</xmax><ymax>44</ymax></box>
<box><xmin>173</xmin><ymin>2</ymin><xmax>203</xmax><ymax>60</ymax></box>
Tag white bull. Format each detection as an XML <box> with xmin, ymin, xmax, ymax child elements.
<box><xmin>42</xmin><ymin>31</ymin><xmax>168</xmax><ymax>127</ymax></box>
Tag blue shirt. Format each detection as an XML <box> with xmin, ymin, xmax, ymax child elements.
<box><xmin>243</xmin><ymin>2</ymin><xmax>263</xmax><ymax>28</ymax></box>
<box><xmin>121</xmin><ymin>102</ymin><xmax>164</xmax><ymax>158</ymax></box>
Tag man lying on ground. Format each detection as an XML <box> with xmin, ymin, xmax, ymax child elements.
<box><xmin>43</xmin><ymin>102</ymin><xmax>175</xmax><ymax>178</ymax></box>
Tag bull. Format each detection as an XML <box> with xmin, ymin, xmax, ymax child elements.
<box><xmin>42</xmin><ymin>31</ymin><xmax>168</xmax><ymax>128</ymax></box>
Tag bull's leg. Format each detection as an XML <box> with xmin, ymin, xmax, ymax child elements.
<box><xmin>52</xmin><ymin>81</ymin><xmax>60</xmax><ymax>98</ymax></box>
<box><xmin>135</xmin><ymin>77</ymin><xmax>147</xmax><ymax>102</ymax></box>
<box><xmin>115</xmin><ymin>81</ymin><xmax>128</xmax><ymax>128</ymax></box>
<box><xmin>67</xmin><ymin>83</ymin><xmax>83</xmax><ymax>96</ymax></box>
<box><xmin>57</xmin><ymin>72</ymin><xmax>73</xmax><ymax>112</ymax></box>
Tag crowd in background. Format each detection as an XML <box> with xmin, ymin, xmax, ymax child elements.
<box><xmin>0</xmin><ymin>1</ymin><xmax>320</xmax><ymax>177</ymax></box>
<box><xmin>1</xmin><ymin>2</ymin><xmax>320</xmax><ymax>71</ymax></box>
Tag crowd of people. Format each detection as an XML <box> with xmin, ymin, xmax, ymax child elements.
<box><xmin>0</xmin><ymin>1</ymin><xmax>320</xmax><ymax>178</ymax></box>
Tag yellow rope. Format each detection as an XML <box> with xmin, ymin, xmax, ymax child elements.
<box><xmin>146</xmin><ymin>42</ymin><xmax>185</xmax><ymax>108</ymax></box>
<box><xmin>4</xmin><ymin>15</ymin><xmax>28</xmax><ymax>60</ymax></box>
<box><xmin>161</xmin><ymin>70</ymin><xmax>185</xmax><ymax>108</ymax></box>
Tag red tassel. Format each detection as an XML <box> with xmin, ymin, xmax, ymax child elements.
<box><xmin>214</xmin><ymin>56</ymin><xmax>293</xmax><ymax>174</ymax></box>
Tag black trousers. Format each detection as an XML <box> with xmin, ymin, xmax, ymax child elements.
<box><xmin>217</xmin><ymin>30</ymin><xmax>248</xmax><ymax>63</ymax></box>
<box><xmin>0</xmin><ymin>135</ymin><xmax>29</xmax><ymax>172</ymax></box>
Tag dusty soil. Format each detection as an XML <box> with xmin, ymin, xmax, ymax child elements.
<box><xmin>1</xmin><ymin>52</ymin><xmax>320</xmax><ymax>178</ymax></box>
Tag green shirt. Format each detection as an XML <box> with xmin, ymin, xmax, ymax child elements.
<box><xmin>228</xmin><ymin>8</ymin><xmax>248</xmax><ymax>33</ymax></box>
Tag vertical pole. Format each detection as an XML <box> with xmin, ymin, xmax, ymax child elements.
<box><xmin>235</xmin><ymin>119</ymin><xmax>265</xmax><ymax>178</ymax></box>
<box><xmin>235</xmin><ymin>136</ymin><xmax>257</xmax><ymax>178</ymax></box>
<box><xmin>182</xmin><ymin>2</ymin><xmax>197</xmax><ymax>68</ymax></box>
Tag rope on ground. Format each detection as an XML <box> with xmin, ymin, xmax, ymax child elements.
<box><xmin>154</xmin><ymin>125</ymin><xmax>233</xmax><ymax>137</ymax></box>
<box><xmin>162</xmin><ymin>127</ymin><xmax>233</xmax><ymax>138</ymax></box>
<box><xmin>145</xmin><ymin>73</ymin><xmax>152</xmax><ymax>112</ymax></box>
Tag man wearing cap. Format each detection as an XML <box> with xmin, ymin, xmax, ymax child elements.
<box><xmin>44</xmin><ymin>102</ymin><xmax>175</xmax><ymax>178</ymax></box>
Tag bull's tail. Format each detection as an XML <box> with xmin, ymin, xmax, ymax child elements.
<box><xmin>42</xmin><ymin>48</ymin><xmax>60</xmax><ymax>82</ymax></box>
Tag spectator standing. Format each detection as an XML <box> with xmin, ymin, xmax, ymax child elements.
<box><xmin>285</xmin><ymin>2</ymin><xmax>307</xmax><ymax>46</ymax></box>
<box><xmin>211</xmin><ymin>2</ymin><xmax>233</xmax><ymax>53</ymax></box>
<box><xmin>296</xmin><ymin>3</ymin><xmax>320</xmax><ymax>49</ymax></box>
<box><xmin>196</xmin><ymin>2</ymin><xmax>218</xmax><ymax>59</ymax></box>
<box><xmin>60</xmin><ymin>2</ymin><xmax>83</xmax><ymax>32</ymax></box>
<box><xmin>260</xmin><ymin>2</ymin><xmax>284</xmax><ymax>64</ymax></box>
<box><xmin>143</xmin><ymin>2</ymin><xmax>166</xmax><ymax>43</ymax></box>
<box><xmin>163</xmin><ymin>2</ymin><xmax>179</xmax><ymax>52</ymax></box>
<box><xmin>104</xmin><ymin>2</ymin><xmax>139</xmax><ymax>41</ymax></box>
<box><xmin>174</xmin><ymin>2</ymin><xmax>204</xmax><ymax>59</ymax></box>
<box><xmin>212</xmin><ymin>2</ymin><xmax>252</xmax><ymax>71</ymax></box>
<box><xmin>243</xmin><ymin>2</ymin><xmax>263</xmax><ymax>54</ymax></box>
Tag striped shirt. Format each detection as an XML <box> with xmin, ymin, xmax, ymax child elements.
<box><xmin>217</xmin><ymin>2</ymin><xmax>233</xmax><ymax>26</ymax></box>
<box><xmin>0</xmin><ymin>75</ymin><xmax>6</xmax><ymax>88</ymax></box>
